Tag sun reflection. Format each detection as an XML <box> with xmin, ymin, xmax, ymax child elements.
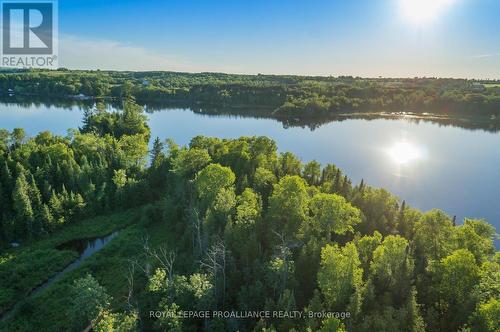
<box><xmin>387</xmin><ymin>141</ymin><xmax>422</xmax><ymax>165</ymax></box>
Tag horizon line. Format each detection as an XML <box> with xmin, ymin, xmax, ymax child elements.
<box><xmin>1</xmin><ymin>67</ymin><xmax>499</xmax><ymax>81</ymax></box>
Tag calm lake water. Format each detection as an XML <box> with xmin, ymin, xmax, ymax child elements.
<box><xmin>1</xmin><ymin>102</ymin><xmax>499</xmax><ymax>238</ymax></box>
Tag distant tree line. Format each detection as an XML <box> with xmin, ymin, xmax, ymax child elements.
<box><xmin>0</xmin><ymin>94</ymin><xmax>498</xmax><ymax>331</ymax></box>
<box><xmin>0</xmin><ymin>69</ymin><xmax>499</xmax><ymax>121</ymax></box>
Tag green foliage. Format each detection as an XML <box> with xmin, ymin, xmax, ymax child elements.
<box><xmin>2</xmin><ymin>71</ymin><xmax>500</xmax><ymax>129</ymax></box>
<box><xmin>454</xmin><ymin>219</ymin><xmax>496</xmax><ymax>263</ymax></box>
<box><xmin>171</xmin><ymin>147</ymin><xmax>211</xmax><ymax>178</ymax></box>
<box><xmin>1</xmin><ymin>208</ymin><xmax>162</xmax><ymax>331</ymax></box>
<box><xmin>268</xmin><ymin>176</ymin><xmax>309</xmax><ymax>238</ymax></box>
<box><xmin>69</xmin><ymin>273</ymin><xmax>111</xmax><ymax>330</ymax></box>
<box><xmin>370</xmin><ymin>235</ymin><xmax>413</xmax><ymax>291</ymax></box>
<box><xmin>0</xmin><ymin>249</ymin><xmax>77</xmax><ymax>313</ymax></box>
<box><xmin>0</xmin><ymin>132</ymin><xmax>498</xmax><ymax>332</ymax></box>
<box><xmin>318</xmin><ymin>243</ymin><xmax>363</xmax><ymax>311</ymax></box>
<box><xmin>252</xmin><ymin>166</ymin><xmax>277</xmax><ymax>201</ymax></box>
<box><xmin>194</xmin><ymin>163</ymin><xmax>235</xmax><ymax>208</ymax></box>
<box><xmin>303</xmin><ymin>160</ymin><xmax>321</xmax><ymax>186</ymax></box>
<box><xmin>427</xmin><ymin>249</ymin><xmax>481</xmax><ymax>331</ymax></box>
<box><xmin>474</xmin><ymin>298</ymin><xmax>500</xmax><ymax>332</ymax></box>
<box><xmin>0</xmin><ymin>210</ymin><xmax>139</xmax><ymax>317</ymax></box>
<box><xmin>414</xmin><ymin>209</ymin><xmax>455</xmax><ymax>261</ymax></box>
<box><xmin>12</xmin><ymin>173</ymin><xmax>34</xmax><ymax>237</ymax></box>
<box><xmin>278</xmin><ymin>152</ymin><xmax>302</xmax><ymax>177</ymax></box>
<box><xmin>148</xmin><ymin>268</ymin><xmax>214</xmax><ymax>331</ymax></box>
<box><xmin>355</xmin><ymin>231</ymin><xmax>382</xmax><ymax>278</ymax></box>
<box><xmin>435</xmin><ymin>249</ymin><xmax>480</xmax><ymax>303</ymax></box>
<box><xmin>112</xmin><ymin>169</ymin><xmax>127</xmax><ymax>189</ymax></box>
<box><xmin>318</xmin><ymin>317</ymin><xmax>347</xmax><ymax>332</ymax></box>
<box><xmin>476</xmin><ymin>260</ymin><xmax>500</xmax><ymax>303</ymax></box>
<box><xmin>308</xmin><ymin>193</ymin><xmax>361</xmax><ymax>239</ymax></box>
<box><xmin>353</xmin><ymin>187</ymin><xmax>399</xmax><ymax>234</ymax></box>
<box><xmin>234</xmin><ymin>188</ymin><xmax>261</xmax><ymax>226</ymax></box>
<box><xmin>94</xmin><ymin>310</ymin><xmax>138</xmax><ymax>332</ymax></box>
<box><xmin>0</xmin><ymin>100</ymin><xmax>151</xmax><ymax>245</ymax></box>
<box><xmin>81</xmin><ymin>100</ymin><xmax>150</xmax><ymax>141</ymax></box>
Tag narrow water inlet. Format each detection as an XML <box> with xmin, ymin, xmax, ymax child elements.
<box><xmin>0</xmin><ymin>231</ymin><xmax>119</xmax><ymax>322</ymax></box>
<box><xmin>34</xmin><ymin>231</ymin><xmax>119</xmax><ymax>294</ymax></box>
<box><xmin>56</xmin><ymin>231</ymin><xmax>120</xmax><ymax>260</ymax></box>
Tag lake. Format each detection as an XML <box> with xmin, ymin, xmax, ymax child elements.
<box><xmin>1</xmin><ymin>102</ymin><xmax>499</xmax><ymax>239</ymax></box>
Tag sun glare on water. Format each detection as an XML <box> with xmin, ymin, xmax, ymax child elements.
<box><xmin>400</xmin><ymin>0</ymin><xmax>455</xmax><ymax>24</ymax></box>
<box><xmin>387</xmin><ymin>141</ymin><xmax>423</xmax><ymax>165</ymax></box>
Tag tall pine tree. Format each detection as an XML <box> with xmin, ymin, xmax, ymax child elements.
<box><xmin>12</xmin><ymin>173</ymin><xmax>34</xmax><ymax>239</ymax></box>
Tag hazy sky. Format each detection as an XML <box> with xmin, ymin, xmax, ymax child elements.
<box><xmin>57</xmin><ymin>0</ymin><xmax>500</xmax><ymax>78</ymax></box>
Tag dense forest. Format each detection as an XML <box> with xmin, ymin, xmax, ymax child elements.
<box><xmin>0</xmin><ymin>69</ymin><xmax>500</xmax><ymax>124</ymax></box>
<box><xmin>0</xmin><ymin>99</ymin><xmax>498</xmax><ymax>331</ymax></box>
<box><xmin>0</xmin><ymin>100</ymin><xmax>152</xmax><ymax>244</ymax></box>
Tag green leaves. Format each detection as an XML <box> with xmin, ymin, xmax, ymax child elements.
<box><xmin>235</xmin><ymin>188</ymin><xmax>261</xmax><ymax>226</ymax></box>
<box><xmin>172</xmin><ymin>148</ymin><xmax>211</xmax><ymax>178</ymax></box>
<box><xmin>454</xmin><ymin>219</ymin><xmax>496</xmax><ymax>263</ymax></box>
<box><xmin>195</xmin><ymin>164</ymin><xmax>236</xmax><ymax>206</ymax></box>
<box><xmin>81</xmin><ymin>100</ymin><xmax>150</xmax><ymax>142</ymax></box>
<box><xmin>69</xmin><ymin>274</ymin><xmax>111</xmax><ymax>330</ymax></box>
<box><xmin>475</xmin><ymin>298</ymin><xmax>500</xmax><ymax>332</ymax></box>
<box><xmin>309</xmin><ymin>193</ymin><xmax>361</xmax><ymax>238</ymax></box>
<box><xmin>370</xmin><ymin>235</ymin><xmax>412</xmax><ymax>291</ymax></box>
<box><xmin>268</xmin><ymin>176</ymin><xmax>309</xmax><ymax>237</ymax></box>
<box><xmin>426</xmin><ymin>249</ymin><xmax>482</xmax><ymax>330</ymax></box>
<box><xmin>414</xmin><ymin>209</ymin><xmax>455</xmax><ymax>261</ymax></box>
<box><xmin>435</xmin><ymin>249</ymin><xmax>480</xmax><ymax>304</ymax></box>
<box><xmin>318</xmin><ymin>243</ymin><xmax>363</xmax><ymax>311</ymax></box>
<box><xmin>112</xmin><ymin>169</ymin><xmax>127</xmax><ymax>189</ymax></box>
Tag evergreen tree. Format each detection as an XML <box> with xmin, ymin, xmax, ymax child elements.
<box><xmin>40</xmin><ymin>203</ymin><xmax>54</xmax><ymax>232</ymax></box>
<box><xmin>12</xmin><ymin>173</ymin><xmax>34</xmax><ymax>238</ymax></box>
<box><xmin>49</xmin><ymin>189</ymin><xmax>64</xmax><ymax>225</ymax></box>
<box><xmin>150</xmin><ymin>136</ymin><xmax>165</xmax><ymax>168</ymax></box>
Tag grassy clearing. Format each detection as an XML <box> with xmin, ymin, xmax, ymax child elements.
<box><xmin>0</xmin><ymin>249</ymin><xmax>78</xmax><ymax>314</ymax></box>
<box><xmin>0</xmin><ymin>209</ymin><xmax>142</xmax><ymax>317</ymax></box>
<box><xmin>1</xmin><ymin>207</ymin><xmax>174</xmax><ymax>332</ymax></box>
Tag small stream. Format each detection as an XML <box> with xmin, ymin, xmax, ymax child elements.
<box><xmin>34</xmin><ymin>231</ymin><xmax>119</xmax><ymax>294</ymax></box>
<box><xmin>1</xmin><ymin>231</ymin><xmax>118</xmax><ymax>322</ymax></box>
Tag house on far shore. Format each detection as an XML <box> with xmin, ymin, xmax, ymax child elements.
<box><xmin>142</xmin><ymin>79</ymin><xmax>150</xmax><ymax>86</ymax></box>
<box><xmin>470</xmin><ymin>82</ymin><xmax>486</xmax><ymax>92</ymax></box>
<box><xmin>73</xmin><ymin>93</ymin><xmax>90</xmax><ymax>100</ymax></box>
